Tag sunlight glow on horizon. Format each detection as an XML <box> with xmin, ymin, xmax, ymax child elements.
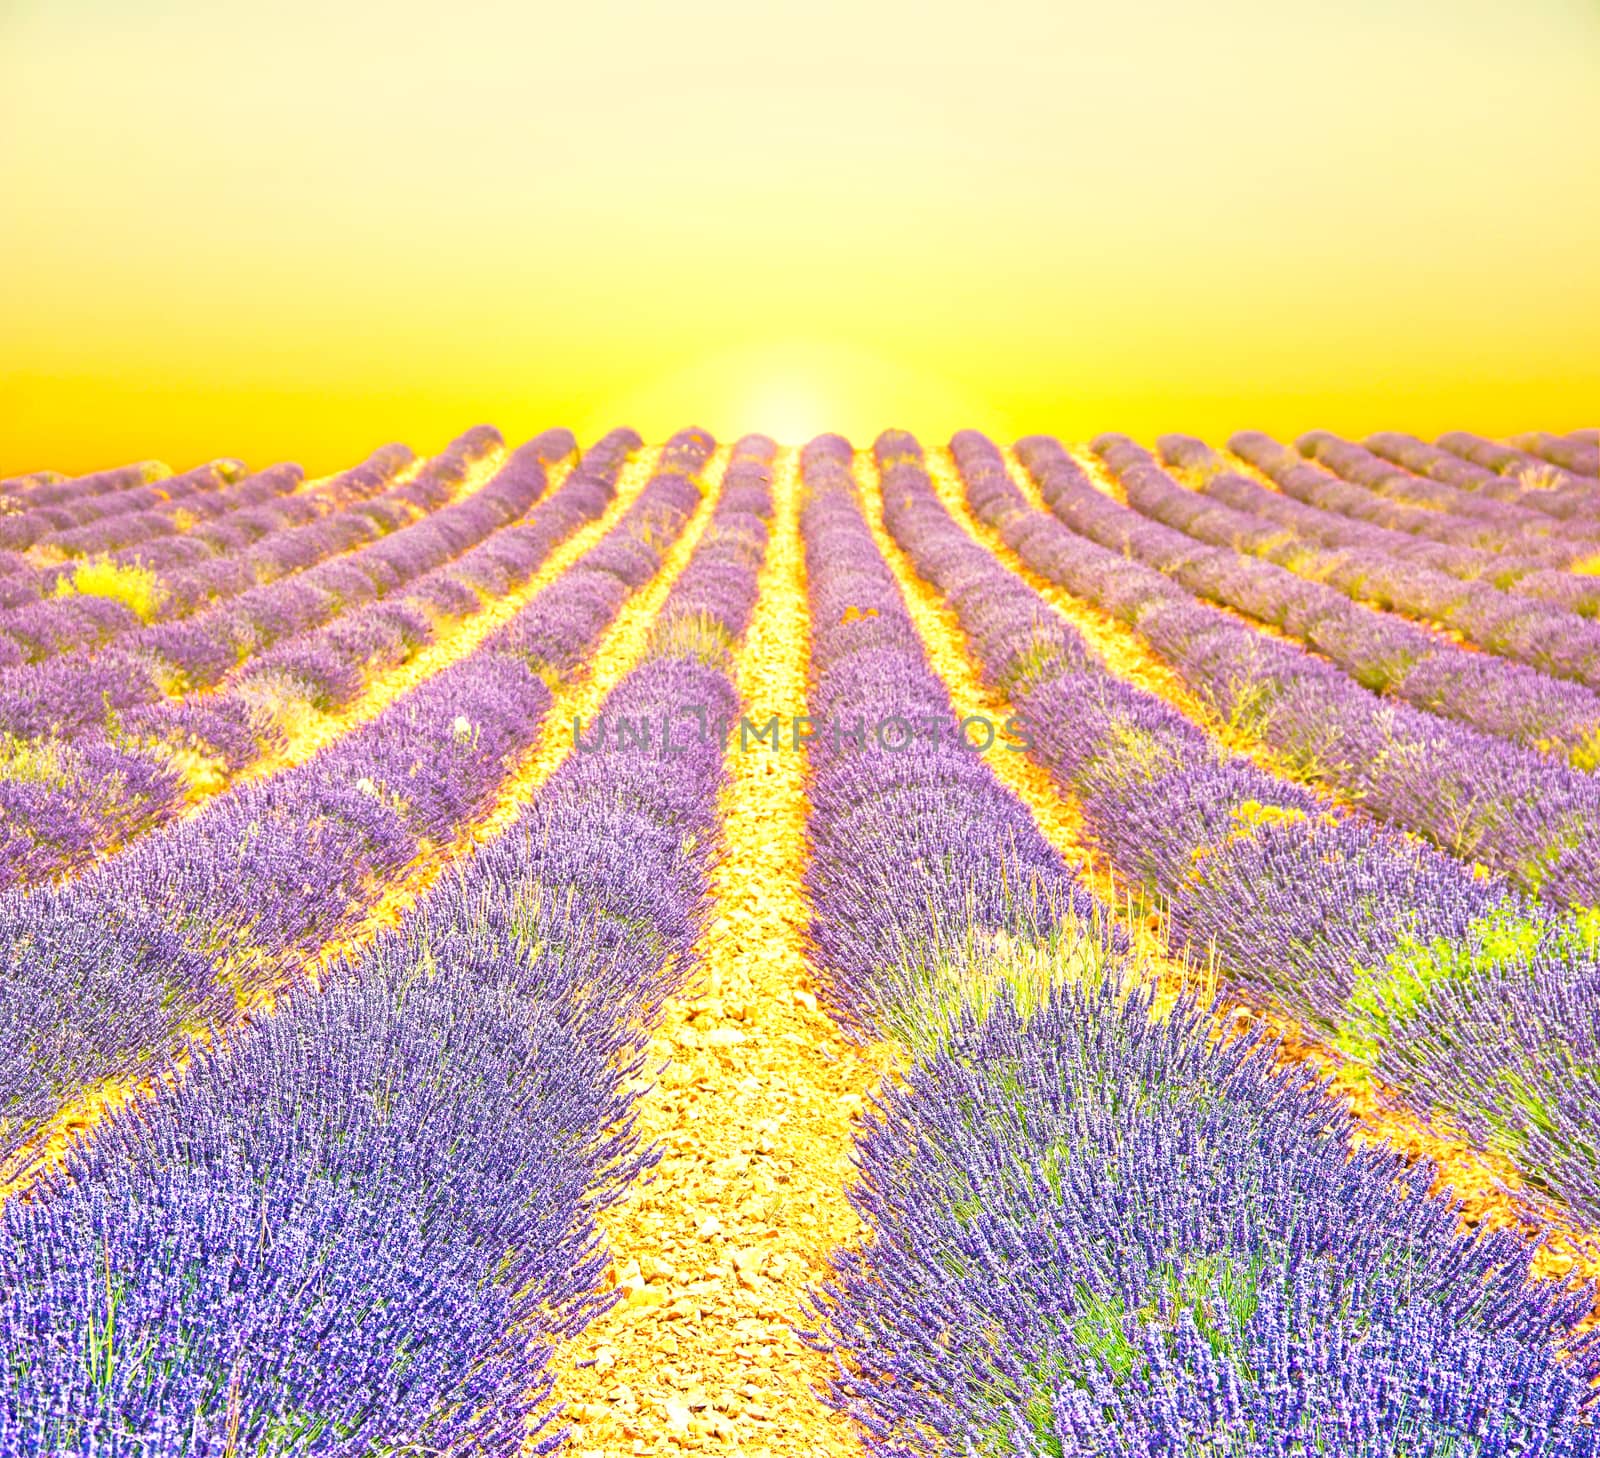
<box><xmin>728</xmin><ymin>380</ymin><xmax>837</xmax><ymax>452</ymax></box>
<box><xmin>572</xmin><ymin>340</ymin><xmax>992</xmax><ymax>452</ymax></box>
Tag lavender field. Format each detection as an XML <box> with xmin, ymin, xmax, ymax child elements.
<box><xmin>1</xmin><ymin>424</ymin><xmax>1599</xmax><ymax>1454</ymax></box>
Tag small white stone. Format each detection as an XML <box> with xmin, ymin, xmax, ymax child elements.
<box><xmin>663</xmin><ymin>1399</ymin><xmax>692</xmax><ymax>1432</ymax></box>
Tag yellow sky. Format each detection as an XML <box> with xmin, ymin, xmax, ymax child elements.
<box><xmin>2</xmin><ymin>0</ymin><xmax>1597</xmax><ymax>474</ymax></box>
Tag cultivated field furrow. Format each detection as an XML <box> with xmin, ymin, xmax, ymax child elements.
<box><xmin>553</xmin><ymin>443</ymin><xmax>890</xmax><ymax>1457</ymax></box>
<box><xmin>23</xmin><ymin>463</ymin><xmax>305</xmax><ymax>571</ymax></box>
<box><xmin>886</xmin><ymin>434</ymin><xmax>1600</xmax><ymax>1289</ymax></box>
<box><xmin>0</xmin><ymin>429</ymin><xmax>580</xmax><ymax>889</ymax></box>
<box><xmin>1365</xmin><ymin>430</ymin><xmax>1578</xmax><ymax>506</ymax></box>
<box><xmin>0</xmin><ymin>443</ymin><xmax>419</xmax><ymax>657</ymax></box>
<box><xmin>795</xmin><ymin>437</ymin><xmax>1109</xmax><ymax>1046</ymax></box>
<box><xmin>1007</xmin><ymin>435</ymin><xmax>1600</xmax><ymax>905</ymax></box>
<box><xmin>2</xmin><ymin>424</ymin><xmax>1598</xmax><ymax>1455</ymax></box>
<box><xmin>921</xmin><ymin>441</ymin><xmax>1600</xmax><ymax>1280</ymax></box>
<box><xmin>0</xmin><ymin>432</ymin><xmax>719</xmax><ymax>1195</ymax></box>
<box><xmin>0</xmin><ymin>445</ymin><xmax>419</xmax><ymax>623</ymax></box>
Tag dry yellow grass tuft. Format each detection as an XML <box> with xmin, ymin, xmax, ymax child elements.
<box><xmin>54</xmin><ymin>557</ymin><xmax>167</xmax><ymax>621</ymax></box>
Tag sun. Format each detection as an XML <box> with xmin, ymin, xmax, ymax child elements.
<box><xmin>578</xmin><ymin>338</ymin><xmax>992</xmax><ymax>450</ymax></box>
<box><xmin>733</xmin><ymin>377</ymin><xmax>835</xmax><ymax>446</ymax></box>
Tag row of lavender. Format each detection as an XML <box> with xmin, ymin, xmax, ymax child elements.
<box><xmin>1254</xmin><ymin>432</ymin><xmax>1599</xmax><ymax>558</ymax></box>
<box><xmin>796</xmin><ymin>436</ymin><xmax>1600</xmax><ymax>1454</ymax></box>
<box><xmin>0</xmin><ymin>426</ymin><xmax>500</xmax><ymax>742</ymax></box>
<box><xmin>1223</xmin><ymin>431</ymin><xmax>1600</xmax><ymax>661</ymax></box>
<box><xmin>0</xmin><ymin>430</ymin><xmax>499</xmax><ymax>885</ymax></box>
<box><xmin>1168</xmin><ymin>433</ymin><xmax>1600</xmax><ymax>630</ymax></box>
<box><xmin>0</xmin><ymin>446</ymin><xmax>411</xmax><ymax>628</ymax></box>
<box><xmin>13</xmin><ymin>461</ymin><xmax>302</xmax><ymax>574</ymax></box>
<box><xmin>0</xmin><ymin>457</ymin><xmax>264</xmax><ymax>664</ymax></box>
<box><xmin>0</xmin><ymin>461</ymin><xmax>169</xmax><ymax>515</ymax></box>
<box><xmin>1361</xmin><ymin>430</ymin><xmax>1600</xmax><ymax>519</ymax></box>
<box><xmin>795</xmin><ymin>433</ymin><xmax>1109</xmax><ymax>1046</ymax></box>
<box><xmin>1503</xmin><ymin>428</ymin><xmax>1600</xmax><ymax>479</ymax></box>
<box><xmin>0</xmin><ymin>460</ymin><xmax>247</xmax><ymax>556</ymax></box>
<box><xmin>0</xmin><ymin>427</ymin><xmax>597</xmax><ymax>890</ymax></box>
<box><xmin>1006</xmin><ymin>434</ymin><xmax>1600</xmax><ymax>908</ymax></box>
<box><xmin>940</xmin><ymin>433</ymin><xmax>1600</xmax><ymax>1223</ymax></box>
<box><xmin>0</xmin><ymin>445</ymin><xmax>418</xmax><ymax>661</ymax></box>
<box><xmin>1094</xmin><ymin>435</ymin><xmax>1600</xmax><ymax>757</ymax></box>
<box><xmin>0</xmin><ymin>428</ymin><xmax>712</xmax><ymax>1178</ymax></box>
<box><xmin>0</xmin><ymin>435</ymin><xmax>780</xmax><ymax>1451</ymax></box>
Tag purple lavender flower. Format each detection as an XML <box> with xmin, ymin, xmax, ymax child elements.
<box><xmin>1100</xmin><ymin>434</ymin><xmax>1600</xmax><ymax>731</ymax></box>
<box><xmin>0</xmin><ymin>461</ymin><xmax>247</xmax><ymax>553</ymax></box>
<box><xmin>0</xmin><ymin>430</ymin><xmax>595</xmax><ymax>887</ymax></box>
<box><xmin>1007</xmin><ymin>433</ymin><xmax>1600</xmax><ymax>909</ymax></box>
<box><xmin>805</xmin><ymin>979</ymin><xmax>1600</xmax><ymax>1455</ymax></box>
<box><xmin>939</xmin><ymin>428</ymin><xmax>1600</xmax><ymax>1226</ymax></box>
<box><xmin>0</xmin><ymin>427</ymin><xmax>709</xmax><ymax>1169</ymax></box>
<box><xmin>799</xmin><ymin>433</ymin><xmax>1111</xmax><ymax>1047</ymax></box>
<box><xmin>0</xmin><ymin>429</ymin><xmax>776</xmax><ymax>1453</ymax></box>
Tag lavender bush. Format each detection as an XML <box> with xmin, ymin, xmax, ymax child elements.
<box><xmin>32</xmin><ymin>461</ymin><xmax>305</xmax><ymax>563</ymax></box>
<box><xmin>1009</xmin><ymin>433</ymin><xmax>1600</xmax><ymax>907</ymax></box>
<box><xmin>929</xmin><ymin>430</ymin><xmax>1600</xmax><ymax>1222</ymax></box>
<box><xmin>1436</xmin><ymin>432</ymin><xmax>1600</xmax><ymax>516</ymax></box>
<box><xmin>0</xmin><ymin>461</ymin><xmax>247</xmax><ymax>554</ymax></box>
<box><xmin>802</xmin><ymin>432</ymin><xmax>1600</xmax><ymax>1452</ymax></box>
<box><xmin>1101</xmin><ymin>434</ymin><xmax>1600</xmax><ymax>733</ymax></box>
<box><xmin>1167</xmin><ymin>434</ymin><xmax>1600</xmax><ymax>621</ymax></box>
<box><xmin>1512</xmin><ymin>430</ymin><xmax>1600</xmax><ymax>478</ymax></box>
<box><xmin>0</xmin><ymin>433</ymin><xmax>775</xmax><ymax>1453</ymax></box>
<box><xmin>0</xmin><ymin>427</ymin><xmax>506</xmax><ymax>745</ymax></box>
<box><xmin>0</xmin><ymin>462</ymin><xmax>165</xmax><ymax>516</ymax></box>
<box><xmin>1291</xmin><ymin>430</ymin><xmax>1593</xmax><ymax>534</ymax></box>
<box><xmin>0</xmin><ymin>444</ymin><xmax>415</xmax><ymax>648</ymax></box>
<box><xmin>0</xmin><ymin>428</ymin><xmax>713</xmax><ymax>1172</ymax></box>
<box><xmin>806</xmin><ymin>980</ymin><xmax>1600</xmax><ymax>1455</ymax></box>
<box><xmin>799</xmin><ymin>433</ymin><xmax>1110</xmax><ymax>1049</ymax></box>
<box><xmin>1261</xmin><ymin>430</ymin><xmax>1600</xmax><ymax>620</ymax></box>
<box><xmin>1306</xmin><ymin>430</ymin><xmax>1600</xmax><ymax>528</ymax></box>
<box><xmin>0</xmin><ymin>429</ymin><xmax>585</xmax><ymax>889</ymax></box>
